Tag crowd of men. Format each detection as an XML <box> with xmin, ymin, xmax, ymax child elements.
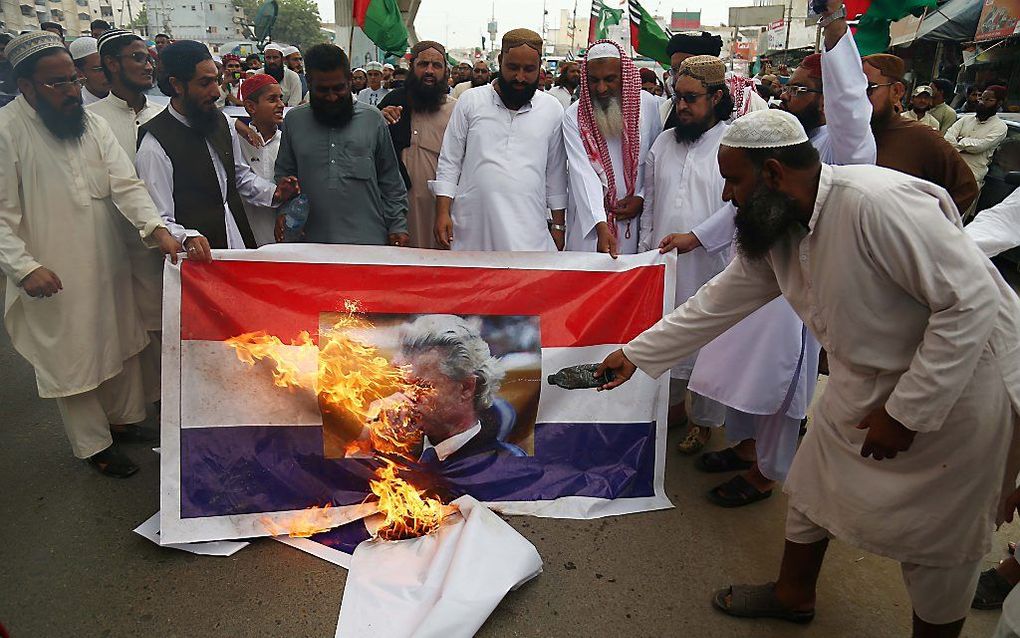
<box><xmin>1</xmin><ymin>0</ymin><xmax>1020</xmax><ymax>634</ymax></box>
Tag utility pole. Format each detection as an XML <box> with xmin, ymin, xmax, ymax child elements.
<box><xmin>783</xmin><ymin>0</ymin><xmax>792</xmax><ymax>58</ymax></box>
<box><xmin>569</xmin><ymin>0</ymin><xmax>578</xmax><ymax>52</ymax></box>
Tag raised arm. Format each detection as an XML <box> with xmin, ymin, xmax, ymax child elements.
<box><xmin>820</xmin><ymin>1</ymin><xmax>876</xmax><ymax>166</ymax></box>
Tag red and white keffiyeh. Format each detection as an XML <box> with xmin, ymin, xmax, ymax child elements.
<box><xmin>726</xmin><ymin>73</ymin><xmax>758</xmax><ymax>119</ymax></box>
<box><xmin>577</xmin><ymin>40</ymin><xmax>641</xmax><ymax>238</ymax></box>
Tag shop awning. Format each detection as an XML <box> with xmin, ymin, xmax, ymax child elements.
<box><xmin>889</xmin><ymin>0</ymin><xmax>984</xmax><ymax>47</ymax></box>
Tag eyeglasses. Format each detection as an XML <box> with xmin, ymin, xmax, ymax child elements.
<box><xmin>866</xmin><ymin>82</ymin><xmax>894</xmax><ymax>96</ymax></box>
<box><xmin>675</xmin><ymin>92</ymin><xmax>708</xmax><ymax>104</ymax></box>
<box><xmin>36</xmin><ymin>77</ymin><xmax>82</xmax><ymax>92</ymax></box>
<box><xmin>781</xmin><ymin>85</ymin><xmax>822</xmax><ymax>96</ymax></box>
<box><xmin>119</xmin><ymin>51</ymin><xmax>155</xmax><ymax>65</ymax></box>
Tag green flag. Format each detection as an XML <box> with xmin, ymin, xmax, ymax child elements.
<box><xmin>596</xmin><ymin>3</ymin><xmax>623</xmax><ymax>40</ymax></box>
<box><xmin>847</xmin><ymin>0</ymin><xmax>937</xmax><ymax>56</ymax></box>
<box><xmin>353</xmin><ymin>0</ymin><xmax>408</xmax><ymax>56</ymax></box>
<box><xmin>628</xmin><ymin>0</ymin><xmax>670</xmax><ymax>66</ymax></box>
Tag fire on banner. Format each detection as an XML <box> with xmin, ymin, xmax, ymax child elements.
<box><xmin>159</xmin><ymin>246</ymin><xmax>675</xmax><ymax>545</ymax></box>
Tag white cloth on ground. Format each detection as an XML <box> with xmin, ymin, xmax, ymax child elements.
<box><xmin>55</xmin><ymin>353</ymin><xmax>146</xmax><ymax>458</ymax></box>
<box><xmin>625</xmin><ymin>164</ymin><xmax>1020</xmax><ymax>567</ymax></box>
<box><xmin>429</xmin><ymin>84</ymin><xmax>568</xmax><ymax>251</ymax></box>
<box><xmin>135</xmin><ymin>105</ymin><xmax>276</xmax><ymax>247</ymax></box>
<box><xmin>238</xmin><ymin>128</ymin><xmax>282</xmax><ymax>246</ymax></box>
<box><xmin>0</xmin><ymin>96</ymin><xmax>162</xmax><ymax>399</ymax></box>
<box><xmin>563</xmin><ymin>90</ymin><xmax>662</xmax><ymax>254</ymax></box>
<box><xmin>966</xmin><ymin>186</ymin><xmax>1020</xmax><ymax>258</ymax></box>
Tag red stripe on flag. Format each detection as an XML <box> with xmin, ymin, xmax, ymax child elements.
<box><xmin>179</xmin><ymin>261</ymin><xmax>665</xmax><ymax>348</ymax></box>
<box><xmin>352</xmin><ymin>0</ymin><xmax>370</xmax><ymax>26</ymax></box>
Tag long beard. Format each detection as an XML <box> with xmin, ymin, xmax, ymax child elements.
<box><xmin>496</xmin><ymin>74</ymin><xmax>538</xmax><ymax>110</ymax></box>
<box><xmin>265</xmin><ymin>63</ymin><xmax>284</xmax><ymax>82</ymax></box>
<box><xmin>791</xmin><ymin>101</ymin><xmax>823</xmax><ymax>132</ymax></box>
<box><xmin>310</xmin><ymin>92</ymin><xmax>355</xmax><ymax>127</ymax></box>
<box><xmin>673</xmin><ymin>111</ymin><xmax>714</xmax><ymax>144</ymax></box>
<box><xmin>976</xmin><ymin>104</ymin><xmax>997</xmax><ymax>120</ymax></box>
<box><xmin>734</xmin><ymin>183</ymin><xmax>802</xmax><ymax>261</ymax></box>
<box><xmin>182</xmin><ymin>88</ymin><xmax>222</xmax><ymax>137</ymax></box>
<box><xmin>36</xmin><ymin>95</ymin><xmax>86</xmax><ymax>140</ymax></box>
<box><xmin>406</xmin><ymin>70</ymin><xmax>446</xmax><ymax>113</ymax></box>
<box><xmin>593</xmin><ymin>95</ymin><xmax>623</xmax><ymax>138</ymax></box>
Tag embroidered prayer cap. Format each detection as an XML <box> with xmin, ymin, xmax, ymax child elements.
<box><xmin>666</xmin><ymin>31</ymin><xmax>723</xmax><ymax>58</ymax></box>
<box><xmin>862</xmin><ymin>53</ymin><xmax>904</xmax><ymax>82</ymax></box>
<box><xmin>239</xmin><ymin>72</ymin><xmax>278</xmax><ymax>101</ymax></box>
<box><xmin>799</xmin><ymin>53</ymin><xmax>822</xmax><ymax>80</ymax></box>
<box><xmin>68</xmin><ymin>36</ymin><xmax>98</xmax><ymax>60</ymax></box>
<box><xmin>721</xmin><ymin>109</ymin><xmax>809</xmax><ymax>149</ymax></box>
<box><xmin>586</xmin><ymin>41</ymin><xmax>620</xmax><ymax>61</ymax></box>
<box><xmin>912</xmin><ymin>84</ymin><xmax>933</xmax><ymax>97</ymax></box>
<box><xmin>7</xmin><ymin>30</ymin><xmax>66</xmax><ymax>71</ymax></box>
<box><xmin>96</xmin><ymin>29</ymin><xmax>141</xmax><ymax>57</ymax></box>
<box><xmin>410</xmin><ymin>40</ymin><xmax>446</xmax><ymax>59</ymax></box>
<box><xmin>678</xmin><ymin>55</ymin><xmax>726</xmax><ymax>87</ymax></box>
<box><xmin>364</xmin><ymin>60</ymin><xmax>383</xmax><ymax>72</ymax></box>
<box><xmin>221</xmin><ymin>53</ymin><xmax>241</xmax><ymax>64</ymax></box>
<box><xmin>501</xmin><ymin>28</ymin><xmax>543</xmax><ymax>54</ymax></box>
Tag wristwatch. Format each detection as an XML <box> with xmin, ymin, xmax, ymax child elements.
<box><xmin>819</xmin><ymin>4</ymin><xmax>846</xmax><ymax>27</ymax></box>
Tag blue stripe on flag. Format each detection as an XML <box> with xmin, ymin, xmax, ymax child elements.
<box><xmin>179</xmin><ymin>422</ymin><xmax>657</xmax><ymax>518</ymax></box>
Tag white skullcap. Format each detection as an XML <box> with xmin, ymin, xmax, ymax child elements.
<box><xmin>586</xmin><ymin>41</ymin><xmax>620</xmax><ymax>61</ymax></box>
<box><xmin>68</xmin><ymin>36</ymin><xmax>98</xmax><ymax>60</ymax></box>
<box><xmin>353</xmin><ymin>67</ymin><xmax>365</xmax><ymax>73</ymax></box>
<box><xmin>364</xmin><ymin>61</ymin><xmax>383</xmax><ymax>72</ymax></box>
<box><xmin>6</xmin><ymin>30</ymin><xmax>65</xmax><ymax>71</ymax></box>
<box><xmin>383</xmin><ymin>62</ymin><xmax>394</xmax><ymax>70</ymax></box>
<box><xmin>282</xmin><ymin>45</ymin><xmax>299</xmax><ymax>57</ymax></box>
<box><xmin>264</xmin><ymin>43</ymin><xmax>284</xmax><ymax>53</ymax></box>
<box><xmin>721</xmin><ymin>109</ymin><xmax>809</xmax><ymax>149</ymax></box>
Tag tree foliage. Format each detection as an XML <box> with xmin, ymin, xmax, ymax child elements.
<box><xmin>234</xmin><ymin>0</ymin><xmax>327</xmax><ymax>52</ymax></box>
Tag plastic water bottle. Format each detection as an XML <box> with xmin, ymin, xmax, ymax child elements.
<box><xmin>280</xmin><ymin>194</ymin><xmax>309</xmax><ymax>242</ymax></box>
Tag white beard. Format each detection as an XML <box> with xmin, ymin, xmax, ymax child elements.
<box><xmin>593</xmin><ymin>96</ymin><xmax>623</xmax><ymax>138</ymax></box>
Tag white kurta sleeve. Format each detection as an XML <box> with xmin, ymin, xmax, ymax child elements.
<box><xmin>638</xmin><ymin>144</ymin><xmax>657</xmax><ymax>252</ymax></box>
<box><xmin>965</xmin><ymin>188</ymin><xmax>1020</xmax><ymax>258</ymax></box>
<box><xmin>562</xmin><ymin>106</ymin><xmax>608</xmax><ymax>239</ymax></box>
<box><xmin>821</xmin><ymin>30</ymin><xmax>876</xmax><ymax>166</ymax></box>
<box><xmin>230</xmin><ymin>120</ymin><xmax>276</xmax><ymax>208</ymax></box>
<box><xmin>623</xmin><ymin>254</ymin><xmax>782</xmax><ymax>379</ymax></box>
<box><xmin>0</xmin><ymin>131</ymin><xmax>42</xmax><ymax>284</ymax></box>
<box><xmin>945</xmin><ymin>118</ymin><xmax>1007</xmax><ymax>154</ymax></box>
<box><xmin>545</xmin><ymin>111</ymin><xmax>568</xmax><ymax>210</ymax></box>
<box><xmin>136</xmin><ymin>132</ymin><xmax>202</xmax><ymax>245</ymax></box>
<box><xmin>862</xmin><ymin>183</ymin><xmax>1001</xmax><ymax>433</ymax></box>
<box><xmin>429</xmin><ymin>96</ymin><xmax>470</xmax><ymax>199</ymax></box>
<box><xmin>94</xmin><ymin>116</ymin><xmax>165</xmax><ymax>243</ymax></box>
<box><xmin>691</xmin><ymin>203</ymin><xmax>736</xmax><ymax>255</ymax></box>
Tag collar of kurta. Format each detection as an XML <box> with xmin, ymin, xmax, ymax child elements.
<box><xmin>807</xmin><ymin>163</ymin><xmax>834</xmax><ymax>232</ymax></box>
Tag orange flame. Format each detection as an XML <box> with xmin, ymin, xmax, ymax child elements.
<box><xmin>226</xmin><ymin>301</ymin><xmax>447</xmax><ymax>539</ymax></box>
<box><xmin>260</xmin><ymin>504</ymin><xmax>335</xmax><ymax>538</ymax></box>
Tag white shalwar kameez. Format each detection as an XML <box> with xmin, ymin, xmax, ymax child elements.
<box><xmin>88</xmin><ymin>92</ymin><xmax>167</xmax><ymax>403</ymax></box>
<box><xmin>430</xmin><ymin>84</ymin><xmax>568</xmax><ymax>252</ymax></box>
<box><xmin>563</xmin><ymin>90</ymin><xmax>662</xmax><ymax>254</ymax></box>
<box><xmin>0</xmin><ymin>97</ymin><xmax>166</xmax><ymax>458</ymax></box>
<box><xmin>637</xmin><ymin>121</ymin><xmax>730</xmax><ymax>426</ymax></box>
<box><xmin>238</xmin><ymin>129</ymin><xmax>282</xmax><ymax>246</ymax></box>
<box><xmin>966</xmin><ymin>186</ymin><xmax>1020</xmax><ymax>258</ymax></box>
<box><xmin>625</xmin><ymin>164</ymin><xmax>1020</xmax><ymax>622</ymax></box>
<box><xmin>688</xmin><ymin>30</ymin><xmax>876</xmax><ymax>481</ymax></box>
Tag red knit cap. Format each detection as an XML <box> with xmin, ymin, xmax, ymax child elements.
<box><xmin>222</xmin><ymin>53</ymin><xmax>241</xmax><ymax>65</ymax></box>
<box><xmin>987</xmin><ymin>85</ymin><xmax>1007</xmax><ymax>102</ymax></box>
<box><xmin>239</xmin><ymin>73</ymin><xmax>279</xmax><ymax>102</ymax></box>
<box><xmin>799</xmin><ymin>53</ymin><xmax>822</xmax><ymax>80</ymax></box>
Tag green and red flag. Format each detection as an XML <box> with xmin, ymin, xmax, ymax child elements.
<box><xmin>845</xmin><ymin>0</ymin><xmax>937</xmax><ymax>55</ymax></box>
<box><xmin>589</xmin><ymin>1</ymin><xmax>624</xmax><ymax>45</ymax></box>
<box><xmin>628</xmin><ymin>0</ymin><xmax>671</xmax><ymax>65</ymax></box>
<box><xmin>353</xmin><ymin>0</ymin><xmax>409</xmax><ymax>56</ymax></box>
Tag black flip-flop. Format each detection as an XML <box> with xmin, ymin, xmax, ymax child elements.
<box><xmin>972</xmin><ymin>568</ymin><xmax>1015</xmax><ymax>610</ymax></box>
<box><xmin>707</xmin><ymin>475</ymin><xmax>772</xmax><ymax>508</ymax></box>
<box><xmin>698</xmin><ymin>448</ymin><xmax>753</xmax><ymax>473</ymax></box>
<box><xmin>87</xmin><ymin>444</ymin><xmax>139</xmax><ymax>478</ymax></box>
<box><xmin>712</xmin><ymin>583</ymin><xmax>815</xmax><ymax>624</ymax></box>
<box><xmin>111</xmin><ymin>423</ymin><xmax>159</xmax><ymax>444</ymax></box>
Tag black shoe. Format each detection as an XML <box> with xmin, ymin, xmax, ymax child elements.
<box><xmin>87</xmin><ymin>444</ymin><xmax>139</xmax><ymax>478</ymax></box>
<box><xmin>110</xmin><ymin>422</ymin><xmax>159</xmax><ymax>444</ymax></box>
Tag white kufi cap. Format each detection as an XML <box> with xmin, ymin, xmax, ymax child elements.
<box><xmin>721</xmin><ymin>109</ymin><xmax>809</xmax><ymax>149</ymax></box>
<box><xmin>364</xmin><ymin>61</ymin><xmax>383</xmax><ymax>72</ymax></box>
<box><xmin>264</xmin><ymin>43</ymin><xmax>284</xmax><ymax>53</ymax></box>
<box><xmin>586</xmin><ymin>41</ymin><xmax>620</xmax><ymax>61</ymax></box>
<box><xmin>68</xmin><ymin>36</ymin><xmax>98</xmax><ymax>60</ymax></box>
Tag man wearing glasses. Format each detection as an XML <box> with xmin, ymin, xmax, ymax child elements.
<box><xmin>0</xmin><ymin>31</ymin><xmax>182</xmax><ymax>477</ymax></box>
<box><xmin>862</xmin><ymin>53</ymin><xmax>978</xmax><ymax>216</ymax></box>
<box><xmin>68</xmin><ymin>36</ymin><xmax>109</xmax><ymax>105</ymax></box>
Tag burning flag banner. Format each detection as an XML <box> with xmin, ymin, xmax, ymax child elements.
<box><xmin>159</xmin><ymin>245</ymin><xmax>674</xmax><ymax>545</ymax></box>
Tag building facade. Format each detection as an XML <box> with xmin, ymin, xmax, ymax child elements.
<box><xmin>145</xmin><ymin>0</ymin><xmax>245</xmax><ymax>48</ymax></box>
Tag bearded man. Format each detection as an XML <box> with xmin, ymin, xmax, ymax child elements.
<box><xmin>262</xmin><ymin>43</ymin><xmax>303</xmax><ymax>106</ymax></box>
<box><xmin>944</xmin><ymin>85</ymin><xmax>1009</xmax><ymax>191</ymax></box>
<box><xmin>599</xmin><ymin>107</ymin><xmax>1020</xmax><ymax>638</ymax></box>
<box><xmin>562</xmin><ymin>40</ymin><xmax>662</xmax><ymax>256</ymax></box>
<box><xmin>548</xmin><ymin>61</ymin><xmax>579</xmax><ymax>108</ymax></box>
<box><xmin>451</xmin><ymin>60</ymin><xmax>490</xmax><ymax>99</ymax></box>
<box><xmin>431</xmin><ymin>28</ymin><xmax>567</xmax><ymax>252</ymax></box>
<box><xmin>274</xmin><ymin>43</ymin><xmax>408</xmax><ymax>246</ymax></box>
<box><xmin>136</xmin><ymin>41</ymin><xmax>299</xmax><ymax>253</ymax></box>
<box><xmin>378</xmin><ymin>41</ymin><xmax>457</xmax><ymax>249</ymax></box>
<box><xmin>0</xmin><ymin>32</ymin><xmax>182</xmax><ymax>477</ymax></box>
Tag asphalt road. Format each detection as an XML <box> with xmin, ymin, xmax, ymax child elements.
<box><xmin>1</xmin><ymin>279</ymin><xmax>1016</xmax><ymax>637</ymax></box>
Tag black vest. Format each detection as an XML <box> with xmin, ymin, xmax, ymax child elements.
<box><xmin>139</xmin><ymin>108</ymin><xmax>257</xmax><ymax>248</ymax></box>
